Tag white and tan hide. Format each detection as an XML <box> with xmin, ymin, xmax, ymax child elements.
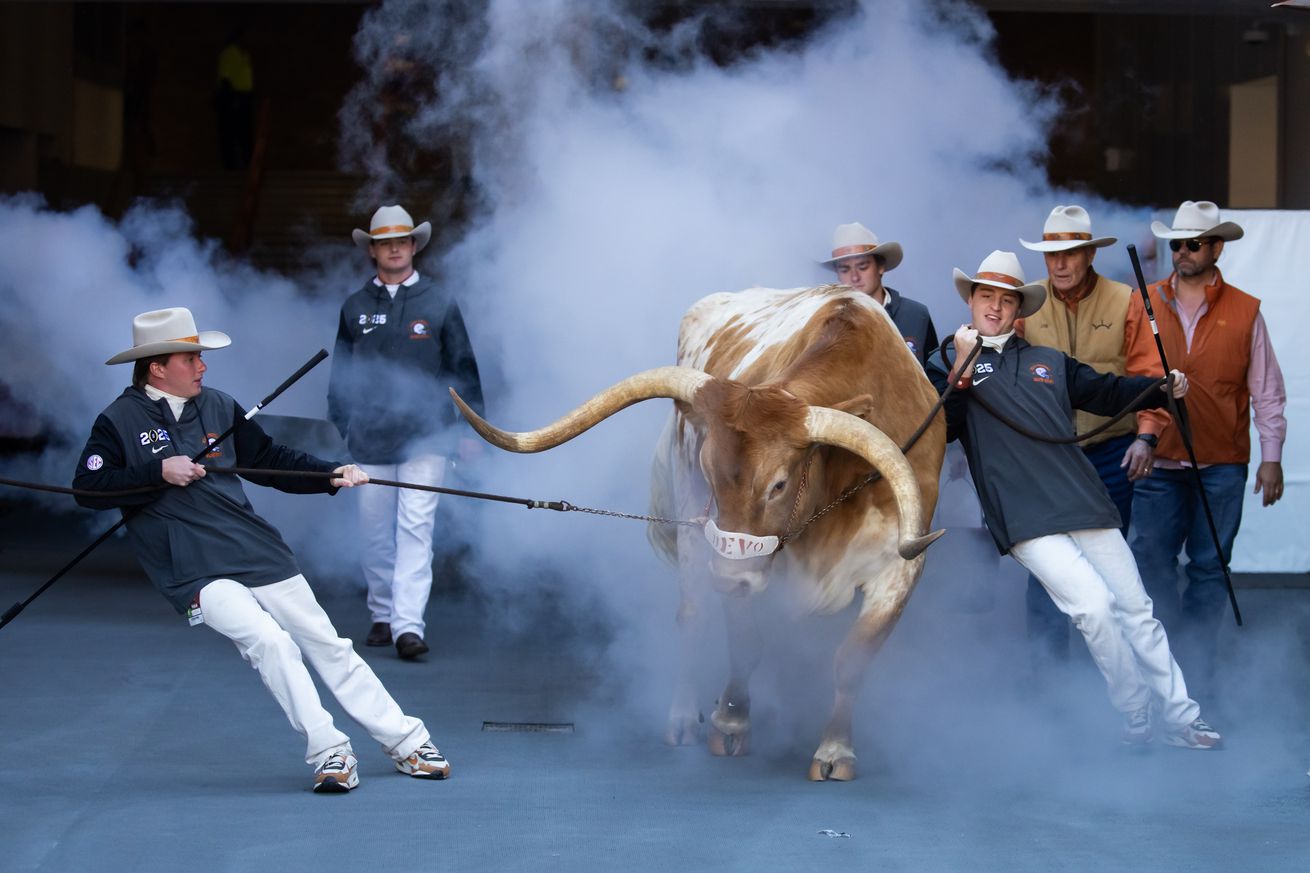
<box><xmin>452</xmin><ymin>285</ymin><xmax>945</xmax><ymax>781</ymax></box>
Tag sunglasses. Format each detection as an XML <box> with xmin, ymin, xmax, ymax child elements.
<box><xmin>1169</xmin><ymin>238</ymin><xmax>1213</xmax><ymax>253</ymax></box>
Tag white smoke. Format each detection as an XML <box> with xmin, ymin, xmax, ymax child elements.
<box><xmin>333</xmin><ymin>0</ymin><xmax>1166</xmax><ymax>744</ymax></box>
<box><xmin>7</xmin><ymin>0</ymin><xmax>1291</xmax><ymax>780</ymax></box>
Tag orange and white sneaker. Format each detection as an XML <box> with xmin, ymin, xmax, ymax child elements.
<box><xmin>313</xmin><ymin>750</ymin><xmax>359</xmax><ymax>793</ymax></box>
<box><xmin>1163</xmin><ymin>718</ymin><xmax>1223</xmax><ymax>750</ymax></box>
<box><xmin>396</xmin><ymin>741</ymin><xmax>451</xmax><ymax>779</ymax></box>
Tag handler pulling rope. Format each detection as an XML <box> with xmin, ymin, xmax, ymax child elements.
<box><xmin>0</xmin><ymin>348</ymin><xmax>329</xmax><ymax>632</ymax></box>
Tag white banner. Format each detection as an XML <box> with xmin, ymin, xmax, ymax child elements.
<box><xmin>1171</xmin><ymin>209</ymin><xmax>1310</xmax><ymax>572</ymax></box>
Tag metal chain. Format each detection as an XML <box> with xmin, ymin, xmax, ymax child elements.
<box><xmin>559</xmin><ymin>501</ymin><xmax>703</xmax><ymax>527</ymax></box>
<box><xmin>780</xmin><ymin>471</ymin><xmax>879</xmax><ymax>545</ymax></box>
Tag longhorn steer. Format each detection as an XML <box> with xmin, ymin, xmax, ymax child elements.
<box><xmin>451</xmin><ymin>285</ymin><xmax>945</xmax><ymax>780</ymax></box>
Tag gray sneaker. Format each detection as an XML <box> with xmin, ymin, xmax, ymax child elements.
<box><xmin>1122</xmin><ymin>706</ymin><xmax>1151</xmax><ymax>746</ymax></box>
<box><xmin>1162</xmin><ymin>718</ymin><xmax>1222</xmax><ymax>750</ymax></box>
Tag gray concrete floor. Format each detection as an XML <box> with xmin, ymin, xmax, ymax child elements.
<box><xmin>2</xmin><ymin>509</ymin><xmax>1309</xmax><ymax>872</ymax></box>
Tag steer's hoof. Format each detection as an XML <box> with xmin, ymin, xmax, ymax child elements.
<box><xmin>664</xmin><ymin>714</ymin><xmax>703</xmax><ymax>746</ymax></box>
<box><xmin>808</xmin><ymin>756</ymin><xmax>856</xmax><ymax>781</ymax></box>
<box><xmin>707</xmin><ymin>726</ymin><xmax>751</xmax><ymax>757</ymax></box>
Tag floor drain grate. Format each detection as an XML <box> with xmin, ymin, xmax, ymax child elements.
<box><xmin>481</xmin><ymin>721</ymin><xmax>575</xmax><ymax>733</ymax></box>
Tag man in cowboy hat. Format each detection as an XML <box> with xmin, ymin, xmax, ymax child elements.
<box><xmin>1016</xmin><ymin>205</ymin><xmax>1166</xmax><ymax>674</ymax></box>
<box><xmin>927</xmin><ymin>251</ymin><xmax>1221</xmax><ymax>749</ymax></box>
<box><xmin>73</xmin><ymin>307</ymin><xmax>452</xmax><ymax>792</ymax></box>
<box><xmin>328</xmin><ymin>204</ymin><xmax>485</xmax><ymax>660</ymax></box>
<box><xmin>1129</xmin><ymin>201</ymin><xmax>1287</xmax><ymax>705</ymax></box>
<box><xmin>820</xmin><ymin>222</ymin><xmax>938</xmax><ymax>366</ymax></box>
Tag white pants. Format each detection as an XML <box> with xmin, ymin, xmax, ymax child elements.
<box><xmin>358</xmin><ymin>454</ymin><xmax>446</xmax><ymax>639</ymax></box>
<box><xmin>1010</xmin><ymin>528</ymin><xmax>1199</xmax><ymax>728</ymax></box>
<box><xmin>199</xmin><ymin>575</ymin><xmax>428</xmax><ymax>768</ymax></box>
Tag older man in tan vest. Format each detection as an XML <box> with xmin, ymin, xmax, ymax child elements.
<box><xmin>1016</xmin><ymin>205</ymin><xmax>1165</xmax><ymax>674</ymax></box>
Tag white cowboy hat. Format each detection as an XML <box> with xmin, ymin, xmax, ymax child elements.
<box><xmin>106</xmin><ymin>307</ymin><xmax>231</xmax><ymax>365</ymax></box>
<box><xmin>351</xmin><ymin>204</ymin><xmax>432</xmax><ymax>252</ymax></box>
<box><xmin>1020</xmin><ymin>205</ymin><xmax>1117</xmax><ymax>252</ymax></box>
<box><xmin>819</xmin><ymin>222</ymin><xmax>903</xmax><ymax>272</ymax></box>
<box><xmin>953</xmin><ymin>250</ymin><xmax>1048</xmax><ymax>318</ymax></box>
<box><xmin>1150</xmin><ymin>200</ymin><xmax>1244</xmax><ymax>242</ymax></box>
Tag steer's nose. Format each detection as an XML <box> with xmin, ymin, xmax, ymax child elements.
<box><xmin>708</xmin><ymin>556</ymin><xmax>770</xmax><ymax>595</ymax></box>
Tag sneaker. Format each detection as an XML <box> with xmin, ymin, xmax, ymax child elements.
<box><xmin>1121</xmin><ymin>706</ymin><xmax>1152</xmax><ymax>746</ymax></box>
<box><xmin>313</xmin><ymin>750</ymin><xmax>359</xmax><ymax>793</ymax></box>
<box><xmin>1162</xmin><ymin>718</ymin><xmax>1223</xmax><ymax>750</ymax></box>
<box><xmin>396</xmin><ymin>741</ymin><xmax>451</xmax><ymax>779</ymax></box>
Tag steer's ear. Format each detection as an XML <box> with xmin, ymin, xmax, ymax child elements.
<box><xmin>681</xmin><ymin>376</ymin><xmax>724</xmax><ymax>429</ymax></box>
<box><xmin>676</xmin><ymin>398</ymin><xmax>706</xmax><ymax>429</ymax></box>
<box><xmin>831</xmin><ymin>393</ymin><xmax>874</xmax><ymax>421</ymax></box>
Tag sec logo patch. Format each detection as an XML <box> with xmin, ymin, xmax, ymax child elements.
<box><xmin>86</xmin><ymin>454</ymin><xmax>104</xmax><ymax>471</ymax></box>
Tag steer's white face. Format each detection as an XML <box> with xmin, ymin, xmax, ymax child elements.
<box><xmin>695</xmin><ymin>383</ymin><xmax>811</xmax><ymax>595</ymax></box>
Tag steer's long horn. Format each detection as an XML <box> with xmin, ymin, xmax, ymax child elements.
<box><xmin>451</xmin><ymin>366</ymin><xmax>713</xmax><ymax>453</ymax></box>
<box><xmin>804</xmin><ymin>406</ymin><xmax>944</xmax><ymax>560</ymax></box>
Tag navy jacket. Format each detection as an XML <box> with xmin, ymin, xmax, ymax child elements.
<box><xmin>884</xmin><ymin>286</ymin><xmax>939</xmax><ymax>367</ymax></box>
<box><xmin>328</xmin><ymin>275</ymin><xmax>485</xmax><ymax>464</ymax></box>
<box><xmin>73</xmin><ymin>386</ymin><xmax>339</xmax><ymax>612</ymax></box>
<box><xmin>927</xmin><ymin>338</ymin><xmax>1166</xmax><ymax>553</ymax></box>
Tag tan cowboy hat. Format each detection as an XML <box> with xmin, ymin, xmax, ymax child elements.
<box><xmin>352</xmin><ymin>204</ymin><xmax>432</xmax><ymax>252</ymax></box>
<box><xmin>953</xmin><ymin>250</ymin><xmax>1048</xmax><ymax>318</ymax></box>
<box><xmin>1020</xmin><ymin>205</ymin><xmax>1117</xmax><ymax>253</ymax></box>
<box><xmin>819</xmin><ymin>222</ymin><xmax>903</xmax><ymax>272</ymax></box>
<box><xmin>106</xmin><ymin>307</ymin><xmax>231</xmax><ymax>365</ymax></box>
<box><xmin>1150</xmin><ymin>200</ymin><xmax>1244</xmax><ymax>242</ymax></box>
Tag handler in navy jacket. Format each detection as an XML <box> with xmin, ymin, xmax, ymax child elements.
<box><xmin>328</xmin><ymin>205</ymin><xmax>485</xmax><ymax>660</ymax></box>
<box><xmin>74</xmin><ymin>307</ymin><xmax>451</xmax><ymax>793</ymax></box>
<box><xmin>927</xmin><ymin>251</ymin><xmax>1221</xmax><ymax>750</ymax></box>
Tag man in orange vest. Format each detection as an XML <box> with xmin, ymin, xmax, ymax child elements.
<box><xmin>1016</xmin><ymin>206</ymin><xmax>1164</xmax><ymax>675</ymax></box>
<box><xmin>1129</xmin><ymin>201</ymin><xmax>1287</xmax><ymax>706</ymax></box>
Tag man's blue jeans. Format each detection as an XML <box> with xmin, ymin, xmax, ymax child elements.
<box><xmin>1026</xmin><ymin>433</ymin><xmax>1135</xmax><ymax>665</ymax></box>
<box><xmin>1128</xmin><ymin>463</ymin><xmax>1247</xmax><ymax>699</ymax></box>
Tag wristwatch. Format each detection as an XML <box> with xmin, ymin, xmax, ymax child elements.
<box><xmin>1135</xmin><ymin>433</ymin><xmax>1159</xmax><ymax>448</ymax></box>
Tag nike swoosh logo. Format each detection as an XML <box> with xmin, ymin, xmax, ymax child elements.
<box><xmin>973</xmin><ymin>375</ymin><xmax>991</xmax><ymax>386</ymax></box>
<box><xmin>362</xmin><ymin>327</ymin><xmax>377</xmax><ymax>334</ymax></box>
<box><xmin>152</xmin><ymin>445</ymin><xmax>168</xmax><ymax>454</ymax></box>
